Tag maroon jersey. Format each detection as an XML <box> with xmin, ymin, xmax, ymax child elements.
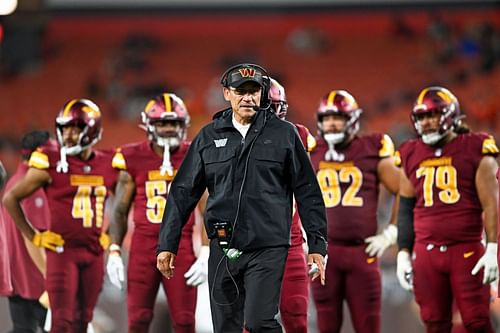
<box><xmin>397</xmin><ymin>132</ymin><xmax>499</xmax><ymax>245</ymax></box>
<box><xmin>0</xmin><ymin>207</ymin><xmax>12</xmax><ymax>296</ymax></box>
<box><xmin>311</xmin><ymin>133</ymin><xmax>395</xmax><ymax>243</ymax></box>
<box><xmin>112</xmin><ymin>141</ymin><xmax>194</xmax><ymax>238</ymax></box>
<box><xmin>0</xmin><ymin>163</ymin><xmax>48</xmax><ymax>299</ymax></box>
<box><xmin>29</xmin><ymin>145</ymin><xmax>116</xmax><ymax>253</ymax></box>
<box><xmin>290</xmin><ymin>124</ymin><xmax>317</xmax><ymax>246</ymax></box>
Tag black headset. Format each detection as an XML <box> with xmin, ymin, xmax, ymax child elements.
<box><xmin>220</xmin><ymin>63</ymin><xmax>271</xmax><ymax>110</ymax></box>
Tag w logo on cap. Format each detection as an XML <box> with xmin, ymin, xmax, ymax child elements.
<box><xmin>239</xmin><ymin>68</ymin><xmax>256</xmax><ymax>78</ymax></box>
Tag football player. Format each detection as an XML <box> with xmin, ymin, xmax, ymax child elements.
<box><xmin>396</xmin><ymin>86</ymin><xmax>498</xmax><ymax>332</ymax></box>
<box><xmin>107</xmin><ymin>93</ymin><xmax>207</xmax><ymax>333</ymax></box>
<box><xmin>3</xmin><ymin>99</ymin><xmax>116</xmax><ymax>332</ymax></box>
<box><xmin>268</xmin><ymin>78</ymin><xmax>316</xmax><ymax>333</ymax></box>
<box><xmin>310</xmin><ymin>90</ymin><xmax>400</xmax><ymax>333</ymax></box>
<box><xmin>0</xmin><ymin>131</ymin><xmax>50</xmax><ymax>333</ymax></box>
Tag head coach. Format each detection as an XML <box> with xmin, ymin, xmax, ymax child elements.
<box><xmin>156</xmin><ymin>63</ymin><xmax>327</xmax><ymax>333</ymax></box>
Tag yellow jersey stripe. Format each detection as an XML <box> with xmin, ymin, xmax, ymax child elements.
<box><xmin>379</xmin><ymin>134</ymin><xmax>395</xmax><ymax>158</ymax></box>
<box><xmin>306</xmin><ymin>134</ymin><xmax>317</xmax><ymax>152</ymax></box>
<box><xmin>482</xmin><ymin>137</ymin><xmax>499</xmax><ymax>154</ymax></box>
<box><xmin>394</xmin><ymin>151</ymin><xmax>401</xmax><ymax>167</ymax></box>
<box><xmin>70</xmin><ymin>175</ymin><xmax>104</xmax><ymax>186</ymax></box>
<box><xmin>112</xmin><ymin>152</ymin><xmax>127</xmax><ymax>170</ymax></box>
<box><xmin>28</xmin><ymin>151</ymin><xmax>49</xmax><ymax>169</ymax></box>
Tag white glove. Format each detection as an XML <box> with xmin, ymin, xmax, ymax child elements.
<box><xmin>106</xmin><ymin>252</ymin><xmax>125</xmax><ymax>290</ymax></box>
<box><xmin>44</xmin><ymin>308</ymin><xmax>52</xmax><ymax>332</ymax></box>
<box><xmin>472</xmin><ymin>242</ymin><xmax>498</xmax><ymax>284</ymax></box>
<box><xmin>364</xmin><ymin>224</ymin><xmax>398</xmax><ymax>258</ymax></box>
<box><xmin>184</xmin><ymin>245</ymin><xmax>209</xmax><ymax>286</ymax></box>
<box><xmin>396</xmin><ymin>250</ymin><xmax>413</xmax><ymax>291</ymax></box>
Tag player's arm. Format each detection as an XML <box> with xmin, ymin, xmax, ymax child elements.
<box><xmin>379</xmin><ymin>156</ymin><xmax>400</xmax><ymax>227</ymax></box>
<box><xmin>2</xmin><ymin>168</ymin><xmax>51</xmax><ymax>241</ymax></box>
<box><xmin>475</xmin><ymin>155</ymin><xmax>498</xmax><ymax>244</ymax></box>
<box><xmin>395</xmin><ymin>167</ymin><xmax>416</xmax><ymax>291</ymax></box>
<box><xmin>471</xmin><ymin>155</ymin><xmax>499</xmax><ymax>284</ymax></box>
<box><xmin>397</xmin><ymin>167</ymin><xmax>416</xmax><ymax>252</ymax></box>
<box><xmin>106</xmin><ymin>169</ymin><xmax>135</xmax><ymax>290</ymax></box>
<box><xmin>109</xmin><ymin>170</ymin><xmax>135</xmax><ymax>247</ymax></box>
<box><xmin>184</xmin><ymin>190</ymin><xmax>210</xmax><ymax>286</ymax></box>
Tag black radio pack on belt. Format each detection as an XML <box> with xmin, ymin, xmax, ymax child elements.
<box><xmin>213</xmin><ymin>221</ymin><xmax>242</xmax><ymax>261</ymax></box>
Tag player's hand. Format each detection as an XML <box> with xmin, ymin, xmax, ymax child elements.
<box><xmin>472</xmin><ymin>242</ymin><xmax>498</xmax><ymax>284</ymax></box>
<box><xmin>157</xmin><ymin>251</ymin><xmax>176</xmax><ymax>279</ymax></box>
<box><xmin>106</xmin><ymin>246</ymin><xmax>125</xmax><ymax>290</ymax></box>
<box><xmin>396</xmin><ymin>250</ymin><xmax>413</xmax><ymax>291</ymax></box>
<box><xmin>184</xmin><ymin>245</ymin><xmax>209</xmax><ymax>286</ymax></box>
<box><xmin>32</xmin><ymin>230</ymin><xmax>65</xmax><ymax>253</ymax></box>
<box><xmin>99</xmin><ymin>232</ymin><xmax>111</xmax><ymax>250</ymax></box>
<box><xmin>364</xmin><ymin>224</ymin><xmax>397</xmax><ymax>258</ymax></box>
<box><xmin>308</xmin><ymin>253</ymin><xmax>326</xmax><ymax>286</ymax></box>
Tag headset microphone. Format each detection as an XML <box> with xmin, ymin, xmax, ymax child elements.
<box><xmin>252</xmin><ymin>106</ymin><xmax>269</xmax><ymax>112</ymax></box>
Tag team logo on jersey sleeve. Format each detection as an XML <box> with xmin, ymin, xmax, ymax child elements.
<box><xmin>28</xmin><ymin>150</ymin><xmax>50</xmax><ymax>170</ymax></box>
<box><xmin>306</xmin><ymin>134</ymin><xmax>317</xmax><ymax>152</ymax></box>
<box><xmin>482</xmin><ymin>136</ymin><xmax>499</xmax><ymax>155</ymax></box>
<box><xmin>111</xmin><ymin>150</ymin><xmax>127</xmax><ymax>170</ymax></box>
<box><xmin>394</xmin><ymin>151</ymin><xmax>401</xmax><ymax>167</ymax></box>
<box><xmin>379</xmin><ymin>134</ymin><xmax>395</xmax><ymax>158</ymax></box>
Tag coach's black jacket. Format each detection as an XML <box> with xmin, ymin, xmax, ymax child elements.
<box><xmin>157</xmin><ymin>108</ymin><xmax>327</xmax><ymax>256</ymax></box>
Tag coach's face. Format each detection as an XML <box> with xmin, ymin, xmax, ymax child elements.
<box><xmin>224</xmin><ymin>82</ymin><xmax>262</xmax><ymax>125</ymax></box>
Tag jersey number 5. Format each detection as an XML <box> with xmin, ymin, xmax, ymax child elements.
<box><xmin>416</xmin><ymin>165</ymin><xmax>460</xmax><ymax>207</ymax></box>
<box><xmin>72</xmin><ymin>185</ymin><xmax>107</xmax><ymax>228</ymax></box>
<box><xmin>317</xmin><ymin>167</ymin><xmax>363</xmax><ymax>208</ymax></box>
<box><xmin>145</xmin><ymin>180</ymin><xmax>170</xmax><ymax>224</ymax></box>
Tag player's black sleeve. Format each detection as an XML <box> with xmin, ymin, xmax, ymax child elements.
<box><xmin>397</xmin><ymin>196</ymin><xmax>416</xmax><ymax>252</ymax></box>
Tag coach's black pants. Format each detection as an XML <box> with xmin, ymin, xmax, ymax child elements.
<box><xmin>208</xmin><ymin>240</ymin><xmax>288</xmax><ymax>333</ymax></box>
<box><xmin>8</xmin><ymin>295</ymin><xmax>47</xmax><ymax>333</ymax></box>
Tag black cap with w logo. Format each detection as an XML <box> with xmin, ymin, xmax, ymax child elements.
<box><xmin>221</xmin><ymin>63</ymin><xmax>266</xmax><ymax>88</ymax></box>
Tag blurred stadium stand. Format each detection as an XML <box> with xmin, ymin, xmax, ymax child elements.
<box><xmin>0</xmin><ymin>5</ymin><xmax>498</xmax><ymax>175</ymax></box>
<box><xmin>0</xmin><ymin>1</ymin><xmax>499</xmax><ymax>332</ymax></box>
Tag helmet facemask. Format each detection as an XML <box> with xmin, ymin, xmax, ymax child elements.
<box><xmin>318</xmin><ymin>109</ymin><xmax>362</xmax><ymax>146</ymax></box>
<box><xmin>272</xmin><ymin>101</ymin><xmax>288</xmax><ymax>120</ymax></box>
<box><xmin>412</xmin><ymin>86</ymin><xmax>461</xmax><ymax>146</ymax></box>
<box><xmin>142</xmin><ymin>116</ymin><xmax>185</xmax><ymax>151</ymax></box>
<box><xmin>141</xmin><ymin>93</ymin><xmax>190</xmax><ymax>176</ymax></box>
<box><xmin>55</xmin><ymin>99</ymin><xmax>102</xmax><ymax>173</ymax></box>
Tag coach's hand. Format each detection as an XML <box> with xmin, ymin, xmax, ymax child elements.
<box><xmin>308</xmin><ymin>253</ymin><xmax>326</xmax><ymax>286</ymax></box>
<box><xmin>157</xmin><ymin>251</ymin><xmax>176</xmax><ymax>279</ymax></box>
